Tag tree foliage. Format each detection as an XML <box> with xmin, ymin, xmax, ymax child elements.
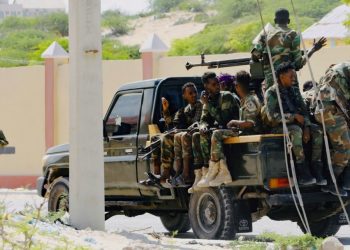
<box><xmin>36</xmin><ymin>12</ymin><xmax>68</xmax><ymax>36</ymax></box>
<box><xmin>102</xmin><ymin>10</ymin><xmax>131</xmax><ymax>37</ymax></box>
<box><xmin>149</xmin><ymin>0</ymin><xmax>184</xmax><ymax>13</ymax></box>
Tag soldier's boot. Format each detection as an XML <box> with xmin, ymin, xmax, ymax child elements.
<box><xmin>321</xmin><ymin>166</ymin><xmax>347</xmax><ymax>196</ymax></box>
<box><xmin>342</xmin><ymin>167</ymin><xmax>350</xmax><ymax>191</ymax></box>
<box><xmin>173</xmin><ymin>157</ymin><xmax>192</xmax><ymax>186</ymax></box>
<box><xmin>311</xmin><ymin>161</ymin><xmax>327</xmax><ymax>186</ymax></box>
<box><xmin>295</xmin><ymin>162</ymin><xmax>316</xmax><ymax>186</ymax></box>
<box><xmin>195</xmin><ymin>167</ymin><xmax>208</xmax><ymax>190</ymax></box>
<box><xmin>188</xmin><ymin>169</ymin><xmax>203</xmax><ymax>194</ymax></box>
<box><xmin>209</xmin><ymin>159</ymin><xmax>232</xmax><ymax>187</ymax></box>
<box><xmin>160</xmin><ymin>167</ymin><xmax>171</xmax><ymax>185</ymax></box>
<box><xmin>197</xmin><ymin>161</ymin><xmax>219</xmax><ymax>188</ymax></box>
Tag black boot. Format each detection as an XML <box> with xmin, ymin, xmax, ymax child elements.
<box><xmin>342</xmin><ymin>167</ymin><xmax>350</xmax><ymax>191</ymax></box>
<box><xmin>311</xmin><ymin>161</ymin><xmax>327</xmax><ymax>186</ymax></box>
<box><xmin>295</xmin><ymin>162</ymin><xmax>316</xmax><ymax>186</ymax></box>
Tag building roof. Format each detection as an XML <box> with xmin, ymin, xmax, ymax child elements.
<box><xmin>12</xmin><ymin>0</ymin><xmax>65</xmax><ymax>9</ymax></box>
<box><xmin>302</xmin><ymin>4</ymin><xmax>350</xmax><ymax>39</ymax></box>
<box><xmin>139</xmin><ymin>33</ymin><xmax>169</xmax><ymax>53</ymax></box>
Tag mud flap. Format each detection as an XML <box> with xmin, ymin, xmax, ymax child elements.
<box><xmin>233</xmin><ymin>200</ymin><xmax>252</xmax><ymax>233</ymax></box>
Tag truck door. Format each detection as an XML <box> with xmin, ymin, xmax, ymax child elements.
<box><xmin>104</xmin><ymin>91</ymin><xmax>142</xmax><ymax>196</ymax></box>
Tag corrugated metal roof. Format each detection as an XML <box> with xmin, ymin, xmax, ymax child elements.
<box><xmin>302</xmin><ymin>4</ymin><xmax>350</xmax><ymax>39</ymax></box>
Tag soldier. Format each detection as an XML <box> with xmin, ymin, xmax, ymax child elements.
<box><xmin>192</xmin><ymin>72</ymin><xmax>240</xmax><ymax>189</ymax></box>
<box><xmin>314</xmin><ymin>62</ymin><xmax>350</xmax><ymax>195</ymax></box>
<box><xmin>227</xmin><ymin>71</ymin><xmax>262</xmax><ymax>135</ymax></box>
<box><xmin>160</xmin><ymin>82</ymin><xmax>203</xmax><ymax>185</ymax></box>
<box><xmin>264</xmin><ymin>62</ymin><xmax>326</xmax><ymax>186</ymax></box>
<box><xmin>0</xmin><ymin>130</ymin><xmax>8</xmax><ymax>146</ymax></box>
<box><xmin>217</xmin><ymin>73</ymin><xmax>241</xmax><ymax>105</ymax></box>
<box><xmin>251</xmin><ymin>8</ymin><xmax>326</xmax><ymax>89</ymax></box>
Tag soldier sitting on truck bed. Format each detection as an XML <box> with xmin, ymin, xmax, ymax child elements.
<box><xmin>159</xmin><ymin>82</ymin><xmax>203</xmax><ymax>185</ymax></box>
<box><xmin>313</xmin><ymin>62</ymin><xmax>350</xmax><ymax>196</ymax></box>
<box><xmin>263</xmin><ymin>62</ymin><xmax>327</xmax><ymax>186</ymax></box>
<box><xmin>226</xmin><ymin>71</ymin><xmax>262</xmax><ymax>135</ymax></box>
<box><xmin>217</xmin><ymin>73</ymin><xmax>241</xmax><ymax>105</ymax></box>
<box><xmin>192</xmin><ymin>72</ymin><xmax>240</xmax><ymax>189</ymax></box>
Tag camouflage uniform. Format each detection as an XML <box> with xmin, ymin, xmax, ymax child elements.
<box><xmin>264</xmin><ymin>85</ymin><xmax>322</xmax><ymax>164</ymax></box>
<box><xmin>239</xmin><ymin>93</ymin><xmax>262</xmax><ymax>135</ymax></box>
<box><xmin>198</xmin><ymin>91</ymin><xmax>240</xmax><ymax>163</ymax></box>
<box><xmin>161</xmin><ymin>101</ymin><xmax>203</xmax><ymax>169</ymax></box>
<box><xmin>252</xmin><ymin>24</ymin><xmax>305</xmax><ymax>89</ymax></box>
<box><xmin>0</xmin><ymin>130</ymin><xmax>8</xmax><ymax>146</ymax></box>
<box><xmin>314</xmin><ymin>78</ymin><xmax>350</xmax><ymax>168</ymax></box>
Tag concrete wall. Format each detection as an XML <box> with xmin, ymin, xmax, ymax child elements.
<box><xmin>0</xmin><ymin>46</ymin><xmax>349</xmax><ymax>188</ymax></box>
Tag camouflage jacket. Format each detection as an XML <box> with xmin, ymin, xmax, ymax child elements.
<box><xmin>163</xmin><ymin>101</ymin><xmax>203</xmax><ymax>129</ymax></box>
<box><xmin>252</xmin><ymin>24</ymin><xmax>305</xmax><ymax>89</ymax></box>
<box><xmin>200</xmin><ymin>91</ymin><xmax>240</xmax><ymax>129</ymax></box>
<box><xmin>264</xmin><ymin>85</ymin><xmax>311</xmax><ymax>127</ymax></box>
<box><xmin>240</xmin><ymin>94</ymin><xmax>262</xmax><ymax>134</ymax></box>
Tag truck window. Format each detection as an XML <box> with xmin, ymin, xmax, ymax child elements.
<box><xmin>107</xmin><ymin>92</ymin><xmax>142</xmax><ymax>135</ymax></box>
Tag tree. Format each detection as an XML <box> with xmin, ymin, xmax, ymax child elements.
<box><xmin>36</xmin><ymin>12</ymin><xmax>69</xmax><ymax>37</ymax></box>
<box><xmin>102</xmin><ymin>11</ymin><xmax>131</xmax><ymax>37</ymax></box>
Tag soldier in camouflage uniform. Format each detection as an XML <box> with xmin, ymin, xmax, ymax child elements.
<box><xmin>251</xmin><ymin>8</ymin><xmax>326</xmax><ymax>90</ymax></box>
<box><xmin>0</xmin><ymin>130</ymin><xmax>8</xmax><ymax>146</ymax></box>
<box><xmin>191</xmin><ymin>72</ymin><xmax>240</xmax><ymax>190</ymax></box>
<box><xmin>159</xmin><ymin>82</ymin><xmax>203</xmax><ymax>185</ymax></box>
<box><xmin>264</xmin><ymin>62</ymin><xmax>327</xmax><ymax>186</ymax></box>
<box><xmin>227</xmin><ymin>71</ymin><xmax>262</xmax><ymax>135</ymax></box>
<box><xmin>314</xmin><ymin>62</ymin><xmax>350</xmax><ymax>195</ymax></box>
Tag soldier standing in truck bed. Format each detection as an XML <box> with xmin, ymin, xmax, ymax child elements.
<box><xmin>159</xmin><ymin>82</ymin><xmax>203</xmax><ymax>185</ymax></box>
<box><xmin>251</xmin><ymin>8</ymin><xmax>326</xmax><ymax>90</ymax></box>
<box><xmin>314</xmin><ymin>62</ymin><xmax>350</xmax><ymax>195</ymax></box>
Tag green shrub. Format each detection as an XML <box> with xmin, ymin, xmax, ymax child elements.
<box><xmin>102</xmin><ymin>10</ymin><xmax>132</xmax><ymax>37</ymax></box>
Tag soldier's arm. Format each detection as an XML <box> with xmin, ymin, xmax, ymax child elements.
<box><xmin>290</xmin><ymin>33</ymin><xmax>305</xmax><ymax>71</ymax></box>
<box><xmin>173</xmin><ymin>108</ymin><xmax>185</xmax><ymax>129</ymax></box>
<box><xmin>163</xmin><ymin>109</ymin><xmax>173</xmax><ymax>127</ymax></box>
<box><xmin>221</xmin><ymin>93</ymin><xmax>240</xmax><ymax>126</ymax></box>
<box><xmin>251</xmin><ymin>35</ymin><xmax>265</xmax><ymax>62</ymax></box>
<box><xmin>294</xmin><ymin>87</ymin><xmax>311</xmax><ymax>127</ymax></box>
<box><xmin>199</xmin><ymin>104</ymin><xmax>211</xmax><ymax>130</ymax></box>
<box><xmin>193</xmin><ymin>102</ymin><xmax>203</xmax><ymax>123</ymax></box>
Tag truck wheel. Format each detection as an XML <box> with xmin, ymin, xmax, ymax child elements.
<box><xmin>48</xmin><ymin>177</ymin><xmax>69</xmax><ymax>213</ymax></box>
<box><xmin>189</xmin><ymin>187</ymin><xmax>236</xmax><ymax>240</ymax></box>
<box><xmin>299</xmin><ymin>217</ymin><xmax>340</xmax><ymax>238</ymax></box>
<box><xmin>160</xmin><ymin>213</ymin><xmax>191</xmax><ymax>233</ymax></box>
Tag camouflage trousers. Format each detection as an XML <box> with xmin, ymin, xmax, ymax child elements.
<box><xmin>200</xmin><ymin>129</ymin><xmax>237</xmax><ymax>163</ymax></box>
<box><xmin>308</xmin><ymin>124</ymin><xmax>323</xmax><ymax>163</ymax></box>
<box><xmin>315</xmin><ymin>109</ymin><xmax>350</xmax><ymax>168</ymax></box>
<box><xmin>272</xmin><ymin>125</ymin><xmax>305</xmax><ymax>164</ymax></box>
<box><xmin>192</xmin><ymin>132</ymin><xmax>207</xmax><ymax>169</ymax></box>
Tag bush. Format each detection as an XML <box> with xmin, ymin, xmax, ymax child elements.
<box><xmin>36</xmin><ymin>12</ymin><xmax>68</xmax><ymax>37</ymax></box>
<box><xmin>102</xmin><ymin>10</ymin><xmax>131</xmax><ymax>37</ymax></box>
<box><xmin>149</xmin><ymin>0</ymin><xmax>184</xmax><ymax>13</ymax></box>
<box><xmin>102</xmin><ymin>39</ymin><xmax>140</xmax><ymax>60</ymax></box>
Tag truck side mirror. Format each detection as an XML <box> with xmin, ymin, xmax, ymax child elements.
<box><xmin>105</xmin><ymin>115</ymin><xmax>121</xmax><ymax>136</ymax></box>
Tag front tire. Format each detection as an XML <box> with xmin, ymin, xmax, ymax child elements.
<box><xmin>160</xmin><ymin>213</ymin><xmax>191</xmax><ymax>233</ymax></box>
<box><xmin>48</xmin><ymin>177</ymin><xmax>69</xmax><ymax>213</ymax></box>
<box><xmin>189</xmin><ymin>187</ymin><xmax>236</xmax><ymax>240</ymax></box>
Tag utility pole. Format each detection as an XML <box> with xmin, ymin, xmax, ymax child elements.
<box><xmin>68</xmin><ymin>0</ymin><xmax>104</xmax><ymax>230</ymax></box>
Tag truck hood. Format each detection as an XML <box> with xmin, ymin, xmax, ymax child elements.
<box><xmin>46</xmin><ymin>144</ymin><xmax>69</xmax><ymax>154</ymax></box>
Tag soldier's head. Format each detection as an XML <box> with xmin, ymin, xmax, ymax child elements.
<box><xmin>276</xmin><ymin>62</ymin><xmax>295</xmax><ymax>87</ymax></box>
<box><xmin>274</xmin><ymin>8</ymin><xmax>290</xmax><ymax>25</ymax></box>
<box><xmin>218</xmin><ymin>73</ymin><xmax>235</xmax><ymax>92</ymax></box>
<box><xmin>235</xmin><ymin>70</ymin><xmax>251</xmax><ymax>98</ymax></box>
<box><xmin>202</xmin><ymin>71</ymin><xmax>220</xmax><ymax>96</ymax></box>
<box><xmin>182</xmin><ymin>82</ymin><xmax>198</xmax><ymax>105</ymax></box>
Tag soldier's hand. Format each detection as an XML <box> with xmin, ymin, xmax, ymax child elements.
<box><xmin>200</xmin><ymin>91</ymin><xmax>209</xmax><ymax>105</ymax></box>
<box><xmin>303</xmin><ymin>127</ymin><xmax>311</xmax><ymax>144</ymax></box>
<box><xmin>294</xmin><ymin>114</ymin><xmax>305</xmax><ymax>125</ymax></box>
<box><xmin>227</xmin><ymin>120</ymin><xmax>239</xmax><ymax>129</ymax></box>
<box><xmin>161</xmin><ymin>97</ymin><xmax>169</xmax><ymax>111</ymax></box>
<box><xmin>200</xmin><ymin>126</ymin><xmax>208</xmax><ymax>136</ymax></box>
<box><xmin>313</xmin><ymin>37</ymin><xmax>327</xmax><ymax>52</ymax></box>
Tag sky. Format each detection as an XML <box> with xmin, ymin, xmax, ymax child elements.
<box><xmin>63</xmin><ymin>0</ymin><xmax>150</xmax><ymax>14</ymax></box>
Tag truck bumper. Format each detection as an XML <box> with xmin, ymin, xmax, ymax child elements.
<box><xmin>36</xmin><ymin>176</ymin><xmax>45</xmax><ymax>197</ymax></box>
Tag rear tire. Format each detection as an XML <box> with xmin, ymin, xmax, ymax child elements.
<box><xmin>189</xmin><ymin>187</ymin><xmax>236</xmax><ymax>240</ymax></box>
<box><xmin>299</xmin><ymin>216</ymin><xmax>341</xmax><ymax>238</ymax></box>
<box><xmin>160</xmin><ymin>213</ymin><xmax>191</xmax><ymax>233</ymax></box>
<box><xmin>48</xmin><ymin>177</ymin><xmax>69</xmax><ymax>213</ymax></box>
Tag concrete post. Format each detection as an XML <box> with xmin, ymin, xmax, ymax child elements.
<box><xmin>68</xmin><ymin>0</ymin><xmax>104</xmax><ymax>230</ymax></box>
